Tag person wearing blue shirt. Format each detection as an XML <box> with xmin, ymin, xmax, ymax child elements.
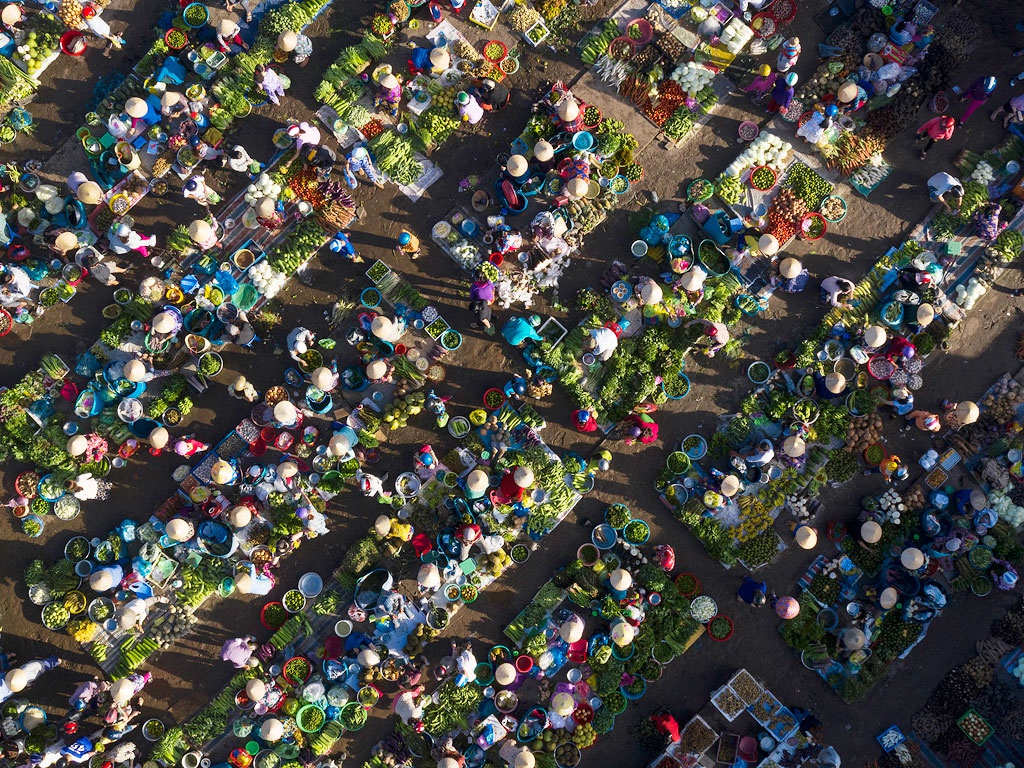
<box><xmin>502</xmin><ymin>316</ymin><xmax>543</xmax><ymax>347</ymax></box>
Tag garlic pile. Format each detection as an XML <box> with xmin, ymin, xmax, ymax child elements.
<box><xmin>955</xmin><ymin>277</ymin><xmax>988</xmax><ymax>310</ymax></box>
<box><xmin>989</xmin><ymin>489</ymin><xmax>1024</xmax><ymax>527</ymax></box>
<box><xmin>878</xmin><ymin>489</ymin><xmax>904</xmax><ymax>524</ymax></box>
<box><xmin>725</xmin><ymin>132</ymin><xmax>794</xmax><ymax>177</ymax></box>
<box><xmin>720</xmin><ymin>18</ymin><xmax>753</xmax><ymax>54</ymax></box>
<box><xmin>1012</xmin><ymin>657</ymin><xmax>1024</xmax><ymax>686</ymax></box>
<box><xmin>786</xmin><ymin>494</ymin><xmax>812</xmax><ymax>522</ymax></box>
<box><xmin>970</xmin><ymin>161</ymin><xmax>996</xmax><ymax>185</ymax></box>
<box><xmin>670</xmin><ymin>62</ymin><xmax>715</xmax><ymax>97</ymax></box>
<box><xmin>244</xmin><ymin>173</ymin><xmax>283</xmax><ymax>206</ymax></box>
<box><xmin>249</xmin><ymin>261</ymin><xmax>287</xmax><ymax>299</ymax></box>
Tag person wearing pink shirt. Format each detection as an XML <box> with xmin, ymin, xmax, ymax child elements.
<box><xmin>915</xmin><ymin>115</ymin><xmax>955</xmax><ymax>159</ymax></box>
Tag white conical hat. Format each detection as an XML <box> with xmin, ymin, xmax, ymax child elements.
<box><xmin>837</xmin><ymin>81</ymin><xmax>858</xmax><ymax>103</ymax></box>
<box><xmin>609</xmin><ymin>568</ymin><xmax>632</xmax><ymax>591</ymax></box>
<box><xmin>495</xmin><ymin>662</ymin><xmax>516</xmax><ymax>685</ymax></box>
<box><xmin>188</xmin><ymin>219</ymin><xmax>212</xmax><ymax>243</ymax></box>
<box><xmin>795</xmin><ymin>525</ymin><xmax>817</xmax><ymax>549</ymax></box>
<box><xmin>125</xmin><ymin>97</ymin><xmax>148</xmax><ymax>118</ymax></box>
<box><xmin>513</xmin><ymin>467</ymin><xmax>534</xmax><ymax>488</ymax></box>
<box><xmin>4</xmin><ymin>669</ymin><xmax>27</xmax><ymax>692</ymax></box>
<box><xmin>825</xmin><ymin>372</ymin><xmax>846</xmax><ymax>394</ymax></box>
<box><xmin>67</xmin><ymin>434</ymin><xmax>89</xmax><ymax>456</ymax></box>
<box><xmin>566</xmin><ymin>177</ymin><xmax>588</xmax><ymax>198</ymax></box>
<box><xmin>1</xmin><ymin>4</ymin><xmax>22</xmax><ymax>25</ymax></box>
<box><xmin>680</xmin><ymin>267</ymin><xmax>707</xmax><ymax>291</ymax></box>
<box><xmin>149</xmin><ymin>427</ymin><xmax>169</xmax><ymax>449</ymax></box>
<box><xmin>900</xmin><ymin>547</ymin><xmax>924</xmax><ymax>570</ymax></box>
<box><xmin>76</xmin><ymin>181</ymin><xmax>103</xmax><ymax>205</ymax></box>
<box><xmin>89</xmin><ymin>569</ymin><xmax>117</xmax><ymax>591</ymax></box>
<box><xmin>260</xmin><ymin>718</ymin><xmax>283</xmax><ymax>742</ymax></box>
<box><xmin>758</xmin><ymin>234</ymin><xmax>779</xmax><ymax>255</ymax></box>
<box><xmin>118</xmin><ymin>609</ymin><xmax>140</xmax><ymax>629</ymax></box>
<box><xmin>953</xmin><ymin>401</ymin><xmax>979</xmax><ymax>425</ymax></box>
<box><xmin>861</xmin><ymin>520</ymin><xmax>882</xmax><ymax>543</ymax></box>
<box><xmin>110</xmin><ymin>679</ymin><xmax>134</xmax><ymax>703</ymax></box>
<box><xmin>166</xmin><ymin>517</ymin><xmax>194</xmax><ymax>541</ymax></box>
<box><xmin>559</xmin><ymin>614</ymin><xmax>584</xmax><ymax>643</ymax></box>
<box><xmin>161</xmin><ymin>91</ymin><xmax>183</xmax><ymax>108</ymax></box>
<box><xmin>720</xmin><ymin>474</ymin><xmax>740</xmax><ymax>497</ymax></box>
<box><xmin>610</xmin><ymin>620</ymin><xmax>634</xmax><ymax>646</ymax></box>
<box><xmin>55</xmin><ymin>232</ymin><xmax>79</xmax><ymax>253</ymax></box>
<box><xmin>246</xmin><ymin>678</ymin><xmax>266</xmax><ymax>700</ymax></box>
<box><xmin>218</xmin><ymin>18</ymin><xmax>239</xmax><ymax>37</ymax></box>
<box><xmin>370</xmin><ymin>315</ymin><xmax>395</xmax><ymax>340</ymax></box>
<box><xmin>273</xmin><ymin>400</ymin><xmax>297</xmax><ymax>424</ymax></box>
<box><xmin>534</xmin><ymin>140</ymin><xmax>554</xmax><ymax>162</ymax></box>
<box><xmin>429</xmin><ymin>47</ymin><xmax>450</xmax><ymax>68</ymax></box>
<box><xmin>879</xmin><ymin>587</ymin><xmax>898</xmax><ymax>609</ymax></box>
<box><xmin>311</xmin><ymin>367</ymin><xmax>334</xmax><ymax>390</ymax></box>
<box><xmin>211</xmin><ymin>460</ymin><xmax>235</xmax><ymax>484</ymax></box>
<box><xmin>357</xmin><ymin>648</ymin><xmax>380</xmax><ymax>667</ymax></box>
<box><xmin>229</xmin><ymin>505</ymin><xmax>252</xmax><ymax>527</ymax></box>
<box><xmin>782</xmin><ymin>435</ymin><xmax>805</xmax><ymax>457</ymax></box>
<box><xmin>843</xmin><ymin>627</ymin><xmax>865</xmax><ymax>650</ymax></box>
<box><xmin>277</xmin><ymin>31</ymin><xmax>297</xmax><ymax>51</ymax></box>
<box><xmin>380</xmin><ymin>73</ymin><xmax>399</xmax><ymax>89</ymax></box>
<box><xmin>123</xmin><ymin>359</ymin><xmax>146</xmax><ymax>382</ymax></box>
<box><xmin>506</xmin><ymin>155</ymin><xmax>528</xmax><ymax>177</ymax></box>
<box><xmin>916</xmin><ymin>303</ymin><xmax>935</xmax><ymax>326</ymax></box>
<box><xmin>235</xmin><ymin>572</ymin><xmax>253</xmax><ymax>594</ymax></box>
<box><xmin>639</xmin><ymin>281</ymin><xmax>663</xmax><ymax>304</ymax></box>
<box><xmin>780</xmin><ymin>258</ymin><xmax>801</xmax><ymax>278</ymax></box>
<box><xmin>864</xmin><ymin>325</ymin><xmax>887</xmax><ymax>348</ymax></box>
<box><xmin>329</xmin><ymin>433</ymin><xmax>351</xmax><ymax>456</ymax></box>
<box><xmin>366</xmin><ymin>360</ymin><xmax>388</xmax><ymax>379</ymax></box>
<box><xmin>466</xmin><ymin>469</ymin><xmax>488</xmax><ymax>493</ymax></box>
<box><xmin>556</xmin><ymin>99</ymin><xmax>579</xmax><ymax>121</ymax></box>
<box><xmin>256</xmin><ymin>196</ymin><xmax>277</xmax><ymax>218</ymax></box>
<box><xmin>153</xmin><ymin>312</ymin><xmax>176</xmax><ymax>334</ymax></box>
<box><xmin>374</xmin><ymin>515</ymin><xmax>392</xmax><ymax>537</ymax></box>
<box><xmin>417</xmin><ymin>563</ymin><xmax>440</xmax><ymax>589</ymax></box>
<box><xmin>551</xmin><ymin>692</ymin><xmax>574</xmax><ymax>716</ymax></box>
<box><xmin>278</xmin><ymin>461</ymin><xmax>298</xmax><ymax>479</ymax></box>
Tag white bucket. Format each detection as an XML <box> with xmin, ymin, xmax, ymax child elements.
<box><xmin>334</xmin><ymin>619</ymin><xmax>353</xmax><ymax>637</ymax></box>
<box><xmin>182</xmin><ymin>752</ymin><xmax>202</xmax><ymax>768</ymax></box>
<box><xmin>631</xmin><ymin>240</ymin><xmax>648</xmax><ymax>258</ymax></box>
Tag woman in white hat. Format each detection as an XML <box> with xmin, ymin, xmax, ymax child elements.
<box><xmin>532</xmin><ymin>139</ymin><xmax>556</xmax><ymax>172</ymax></box>
<box><xmin>216</xmin><ymin>18</ymin><xmax>249</xmax><ymax>52</ymax></box>
<box><xmin>173</xmin><ymin>435</ymin><xmax>210</xmax><ymax>457</ymax></box>
<box><xmin>279</xmin><ymin>30</ymin><xmax>313</xmax><ymax>66</ymax></box>
<box><xmin>107</xmin><ymin>220</ymin><xmax>157</xmax><ymax>257</ymax></box>
<box><xmin>375</xmin><ymin>71</ymin><xmax>403</xmax><ymax>116</ymax></box>
<box><xmin>160</xmin><ymin>90</ymin><xmax>188</xmax><ymax>118</ymax></box>
<box><xmin>775</xmin><ymin>257</ymin><xmax>808</xmax><ymax>292</ymax></box>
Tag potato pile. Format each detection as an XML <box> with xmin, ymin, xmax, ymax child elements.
<box><xmin>844</xmin><ymin>413</ymin><xmax>883</xmax><ymax>454</ymax></box>
<box><xmin>980</xmin><ymin>375</ymin><xmax>1024</xmax><ymax>424</ymax></box>
<box><xmin>770</xmin><ymin>189</ymin><xmax>808</xmax><ymax>224</ymax></box>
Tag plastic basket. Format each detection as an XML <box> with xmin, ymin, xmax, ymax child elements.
<box><xmin>749</xmin><ymin>165</ymin><xmax>777</xmax><ymax>191</ymax></box>
<box><xmin>820</xmin><ymin>195</ymin><xmax>847</xmax><ymax>222</ymax></box>
<box><xmin>687</xmin><ymin>179</ymin><xmax>714</xmax><ymax>202</ymax></box>
<box><xmin>799</xmin><ymin>212</ymin><xmax>826</xmax><ymax>240</ymax></box>
<box><xmin>751</xmin><ymin>12</ymin><xmax>776</xmax><ymax>37</ymax></box>
<box><xmin>771</xmin><ymin>0</ymin><xmax>797</xmax><ymax>23</ymax></box>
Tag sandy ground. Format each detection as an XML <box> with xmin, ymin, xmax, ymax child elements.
<box><xmin>4</xmin><ymin>0</ymin><xmax>1024</xmax><ymax>765</ymax></box>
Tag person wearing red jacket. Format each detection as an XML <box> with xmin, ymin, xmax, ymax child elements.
<box><xmin>651</xmin><ymin>710</ymin><xmax>681</xmax><ymax>743</ymax></box>
<box><xmin>915</xmin><ymin>115</ymin><xmax>955</xmax><ymax>159</ymax></box>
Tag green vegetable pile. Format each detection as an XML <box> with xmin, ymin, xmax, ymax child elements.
<box><xmin>580</xmin><ymin>19</ymin><xmax>619</xmax><ymax>64</ymax></box>
<box><xmin>989</xmin><ymin>229</ymin><xmax>1024</xmax><ymax>262</ymax></box>
<box><xmin>737</xmin><ymin>530</ymin><xmax>778</xmax><ymax>568</ymax></box>
<box><xmin>418</xmin><ymin>107</ymin><xmax>460</xmax><ymax>146</ymax></box>
<box><xmin>605</xmin><ymin>503</ymin><xmax>631</xmax><ymax>528</ymax></box>
<box><xmin>267</xmin><ymin>219</ymin><xmax>326</xmax><ymax>274</ymax></box>
<box><xmin>367</xmin><ymin>131</ymin><xmax>424</xmax><ymax>186</ymax></box>
<box><xmin>783</xmin><ymin>162</ymin><xmax>833</xmax><ymax>209</ymax></box>
<box><xmin>824</xmin><ymin>448</ymin><xmax>858</xmax><ymax>484</ymax></box>
<box><xmin>715</xmin><ymin>174</ymin><xmax>743</xmax><ymax>204</ymax></box>
<box><xmin>421</xmin><ymin>680</ymin><xmax>483</xmax><ymax>735</ymax></box>
<box><xmin>663</xmin><ymin>108</ymin><xmax>695</xmax><ymax>141</ymax></box>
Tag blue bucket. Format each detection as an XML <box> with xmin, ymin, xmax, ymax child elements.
<box><xmin>572</xmin><ymin>131</ymin><xmax>594</xmax><ymax>151</ymax></box>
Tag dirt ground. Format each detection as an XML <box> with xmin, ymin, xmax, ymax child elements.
<box><xmin>4</xmin><ymin>0</ymin><xmax>1024</xmax><ymax>765</ymax></box>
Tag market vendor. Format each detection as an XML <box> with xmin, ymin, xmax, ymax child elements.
<box><xmin>0</xmin><ymin>264</ymin><xmax>34</xmax><ymax>310</ymax></box>
<box><xmin>414</xmin><ymin>444</ymin><xmax>439</xmax><ymax>473</ymax></box>
<box><xmin>374</xmin><ymin>72</ymin><xmax>402</xmax><ymax>116</ymax></box>
<box><xmin>88</xmin><ymin>564</ymin><xmax>124</xmax><ymax>594</ymax></box>
<box><xmin>470</xmin><ymin>77</ymin><xmax>510</xmax><ymax>112</ymax></box>
<box><xmin>107</xmin><ymin>222</ymin><xmax>156</xmax><ymax>258</ymax></box>
<box><xmin>906</xmin><ymin>409</ymin><xmax>942</xmax><ymax>433</ymax></box>
<box><xmin>365</xmin><ymin>358</ymin><xmax>392</xmax><ymax>384</ymax></box>
<box><xmin>255</xmin><ymin>196</ymin><xmax>284</xmax><ymax>230</ymax></box>
<box><xmin>0</xmin><ymin>657</ymin><xmax>61</xmax><ymax>704</ymax></box>
<box><xmin>494</xmin><ymin>225</ymin><xmax>524</xmax><ymax>255</ymax></box>
<box><xmin>650</xmin><ymin>710</ymin><xmax>682</xmax><ymax>745</ymax></box>
<box><xmin>776</xmin><ymin>37</ymin><xmax>800</xmax><ymax>73</ymax></box>
<box><xmin>451</xmin><ymin>640</ymin><xmax>478</xmax><ymax>687</ymax></box>
<box><xmin>886</xmin><ymin>386</ymin><xmax>915</xmax><ymax>416</ymax></box>
<box><xmin>116</xmin><ymin>596</ymin><xmax>159</xmax><ymax>633</ymax></box>
<box><xmin>287</xmin><ymin>326</ymin><xmax>316</xmax><ymax>361</ymax></box>
<box><xmin>532</xmin><ymin>140</ymin><xmax>556</xmax><ymax>173</ymax></box>
<box><xmin>503</xmin><ymin>154</ymin><xmax>530</xmax><ymax>185</ymax></box>
<box><xmin>926</xmin><ymin>171</ymin><xmax>964</xmax><ymax>213</ymax></box>
<box><xmin>572</xmin><ymin>408</ymin><xmax>598</xmax><ymax>432</ymax></box>
<box><xmin>686</xmin><ymin>318</ymin><xmax>729</xmax><ymax>357</ymax></box>
<box><xmin>502</xmin><ymin>316</ymin><xmax>543</xmax><ymax>347</ymax></box>
<box><xmin>183</xmin><ymin>174</ymin><xmax>221</xmax><ymax>209</ymax></box>
<box><xmin>287</xmin><ymin>121</ymin><xmax>321</xmax><ymax>163</ymax></box>
<box><xmin>554</xmin><ymin>97</ymin><xmax>584</xmax><ymax>133</ymax></box>
<box><xmin>816</xmin><ymin>372</ymin><xmax>847</xmax><ymax>400</ymax></box>
<box><xmin>216</xmin><ymin>18</ymin><xmax>249</xmax><ymax>52</ymax></box>
<box><xmin>223</xmin><ymin>144</ymin><xmax>262</xmax><ymax>176</ymax></box>
<box><xmin>235</xmin><ymin>563</ymin><xmax>274</xmax><ymax>596</ymax></box>
<box><xmin>819</xmin><ymin>275</ymin><xmax>854</xmax><ymax>308</ymax></box>
<box><xmin>160</xmin><ymin>90</ymin><xmax>188</xmax><ymax>119</ymax></box>
<box><xmin>742</xmin><ymin>64</ymin><xmax>777</xmax><ymax>101</ymax></box>
<box><xmin>889</xmin><ymin>16</ymin><xmax>917</xmax><ymax>45</ymax></box>
<box><xmin>253</xmin><ymin>64</ymin><xmax>285</xmax><ymax>105</ymax></box>
<box><xmin>469</xmin><ymin>271</ymin><xmax>495</xmax><ymax>330</ymax></box>
<box><xmin>499</xmin><ymin>466</ymin><xmax>533</xmax><ymax>503</ymax></box>
<box><xmin>973</xmin><ymin>202</ymin><xmax>1006</xmax><ymax>242</ymax></box>
<box><xmin>456</xmin><ymin>520</ymin><xmax>482</xmax><ymax>560</ymax></box>
<box><xmin>393</xmin><ymin>686</ymin><xmax>425</xmax><ymax>725</ymax></box>
<box><xmin>585</xmin><ymin>326</ymin><xmax>619</xmax><ymax>362</ymax></box>
<box><xmin>173</xmin><ymin>436</ymin><xmax>210</xmax><ymax>457</ymax></box>
<box><xmin>276</xmin><ymin>30</ymin><xmax>312</xmax><ymax>67</ymax></box>
<box><xmin>345</xmin><ymin>146</ymin><xmax>385</xmax><ymax>188</ymax></box>
<box><xmin>731</xmin><ymin>439</ymin><xmax>774</xmax><ymax>469</ymax></box>
<box><xmin>767</xmin><ymin>72</ymin><xmax>797</xmax><ymax>114</ymax></box>
<box><xmin>1</xmin><ymin>3</ymin><xmax>23</xmax><ymax>31</ymax></box>
<box><xmin>836</xmin><ymin>81</ymin><xmax>868</xmax><ymax>114</ymax></box>
<box><xmin>889</xmin><ymin>334</ymin><xmax>917</xmax><ymax>362</ymax></box>
<box><xmin>456</xmin><ymin>91</ymin><xmax>485</xmax><ymax>124</ymax></box>
<box><xmin>774</xmin><ymin>257</ymin><xmax>809</xmax><ymax>293</ymax></box>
